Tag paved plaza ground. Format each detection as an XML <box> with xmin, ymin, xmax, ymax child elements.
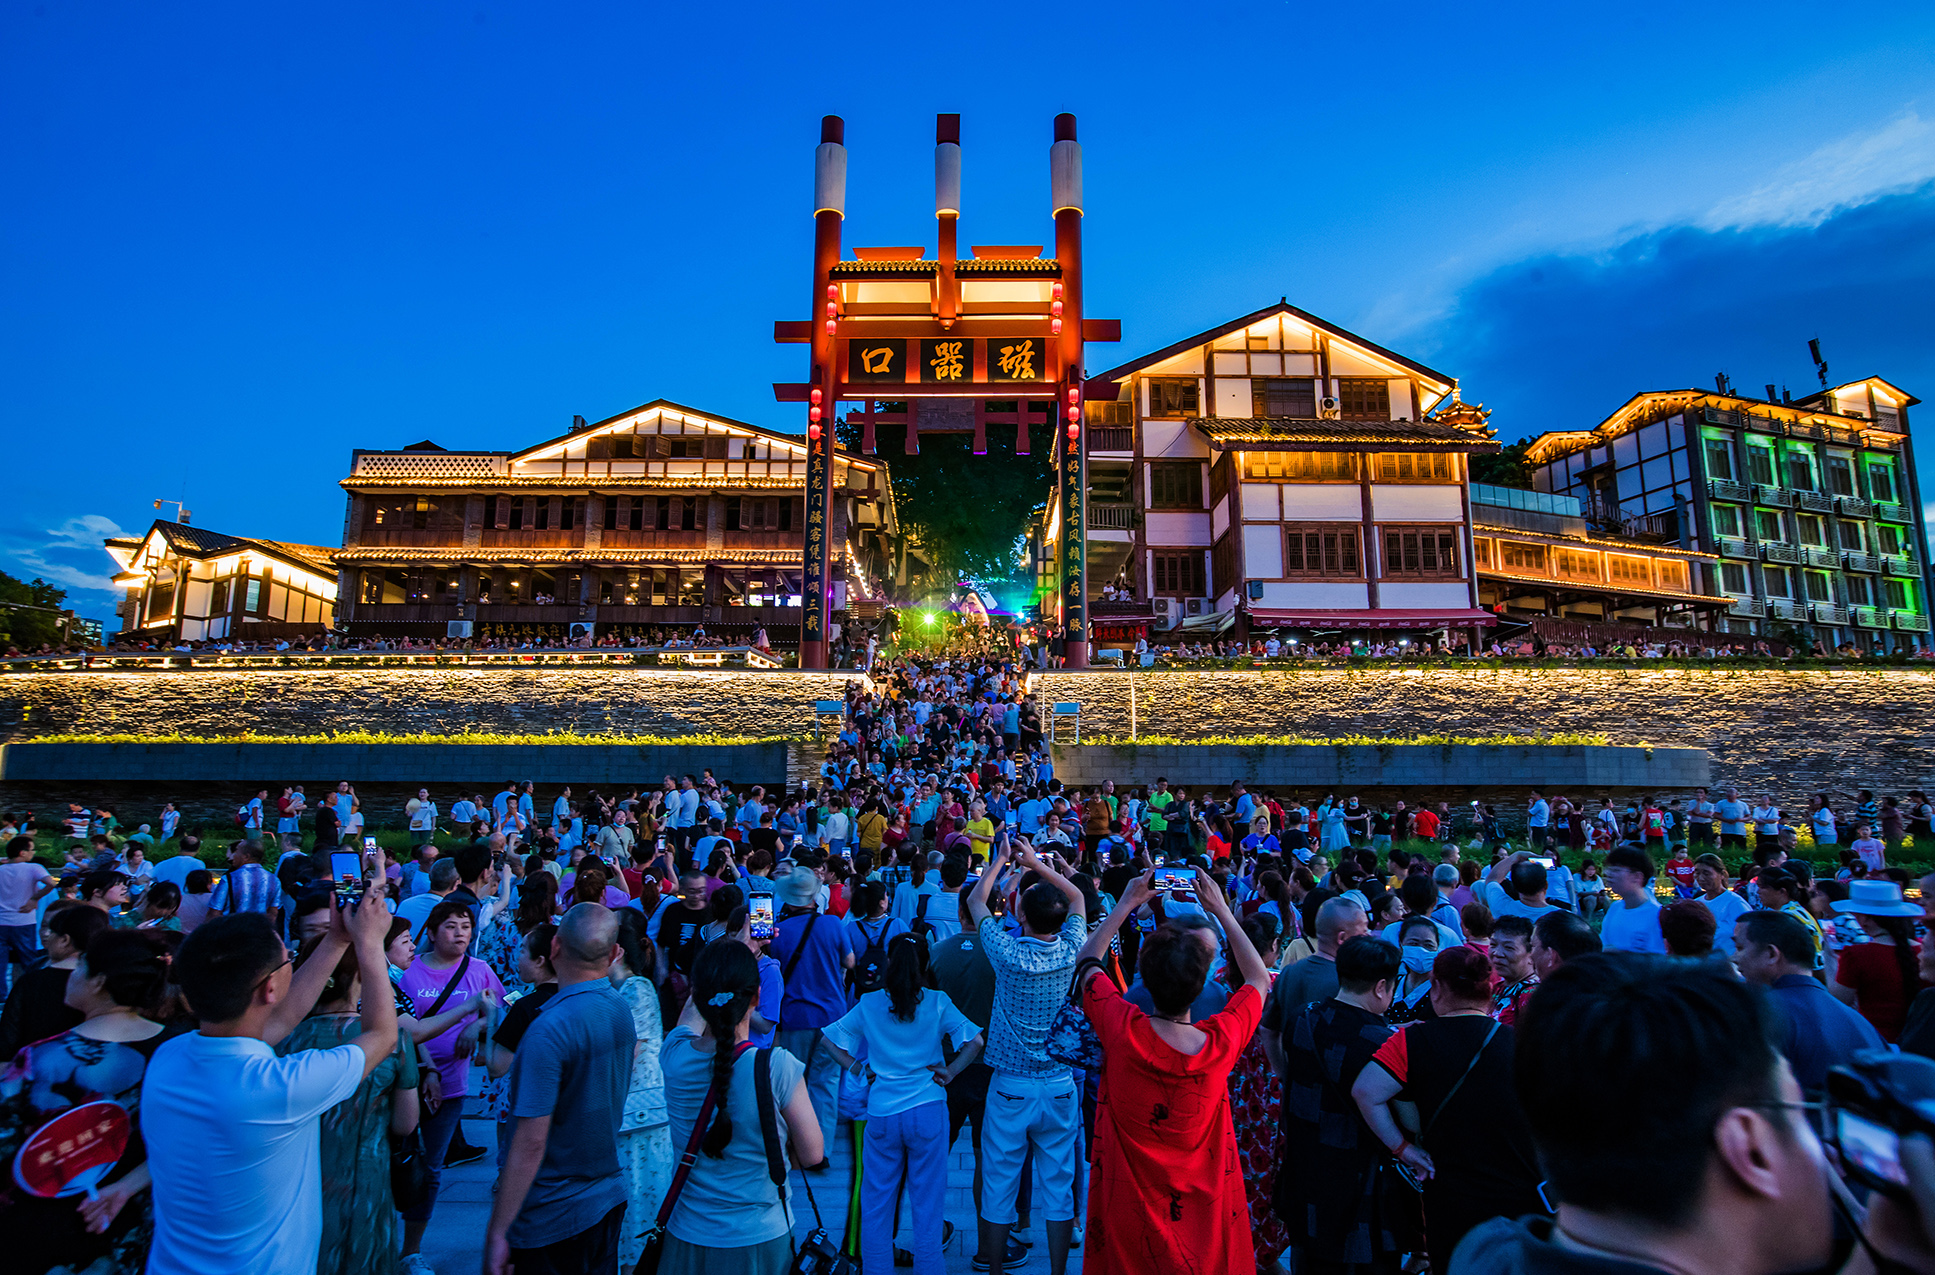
<box><xmin>421</xmin><ymin>1114</ymin><xmax>1094</xmax><ymax>1275</ymax></box>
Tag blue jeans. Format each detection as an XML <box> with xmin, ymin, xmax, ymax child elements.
<box><xmin>0</xmin><ymin>925</ymin><xmax>37</xmax><ymax>997</ymax></box>
<box><xmin>403</xmin><ymin>1094</ymin><xmax>465</xmax><ymax>1223</ymax></box>
<box><xmin>775</xmin><ymin>1027</ymin><xmax>841</xmax><ymax>1155</ymax></box>
<box><xmin>862</xmin><ymin>1101</ymin><xmax>949</xmax><ymax>1275</ymax></box>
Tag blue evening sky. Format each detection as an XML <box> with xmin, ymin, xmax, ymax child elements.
<box><xmin>6</xmin><ymin>2</ymin><xmax>1934</xmax><ymax>626</ymax></box>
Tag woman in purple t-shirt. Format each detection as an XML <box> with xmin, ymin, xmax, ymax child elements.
<box><xmin>394</xmin><ymin>898</ymin><xmax>502</xmax><ymax>1266</ymax></box>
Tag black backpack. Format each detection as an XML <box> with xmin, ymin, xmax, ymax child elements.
<box><xmin>848</xmin><ymin>917</ymin><xmax>892</xmax><ymax>994</ymax></box>
<box><xmin>910</xmin><ymin>892</ymin><xmax>938</xmax><ymax>944</ymax></box>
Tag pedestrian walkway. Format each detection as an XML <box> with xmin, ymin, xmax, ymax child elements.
<box><xmin>421</xmin><ymin>1115</ymin><xmax>1089</xmax><ymax>1273</ymax></box>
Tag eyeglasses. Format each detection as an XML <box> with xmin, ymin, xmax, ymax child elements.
<box><xmin>252</xmin><ymin>958</ymin><xmax>292</xmax><ymax>993</ymax></box>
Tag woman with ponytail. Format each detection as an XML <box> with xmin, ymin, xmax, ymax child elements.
<box><xmin>0</xmin><ymin>928</ymin><xmax>174</xmax><ymax>1275</ymax></box>
<box><xmin>278</xmin><ymin>934</ymin><xmax>418</xmax><ymax>1275</ymax></box>
<box><xmin>820</xmin><ymin>934</ymin><xmax>983</xmax><ymax>1275</ymax></box>
<box><xmin>658</xmin><ymin>938</ymin><xmax>823</xmax><ymax>1274</ymax></box>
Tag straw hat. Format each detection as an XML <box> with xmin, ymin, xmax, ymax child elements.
<box><xmin>776</xmin><ymin>867</ymin><xmax>820</xmax><ymax>909</ymax></box>
<box><xmin>1831</xmin><ymin>879</ymin><xmax>1922</xmax><ymax>918</ymax></box>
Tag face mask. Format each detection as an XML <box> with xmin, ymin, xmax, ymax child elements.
<box><xmin>1402</xmin><ymin>946</ymin><xmax>1436</xmax><ymax>974</ymax></box>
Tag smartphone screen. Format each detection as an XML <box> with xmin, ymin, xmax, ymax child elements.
<box><xmin>1152</xmin><ymin>866</ymin><xmax>1192</xmax><ymax>896</ymax></box>
<box><xmin>363</xmin><ymin>836</ymin><xmax>377</xmax><ymax>852</ymax></box>
<box><xmin>328</xmin><ymin>850</ymin><xmax>365</xmax><ymax>906</ymax></box>
<box><xmin>1838</xmin><ymin>1110</ymin><xmax>1907</xmax><ymax>1189</ymax></box>
<box><xmin>750</xmin><ymin>896</ymin><xmax>774</xmax><ymax>941</ymax></box>
<box><xmin>1532</xmin><ymin>857</ymin><xmax>1556</xmax><ymax>869</ymax></box>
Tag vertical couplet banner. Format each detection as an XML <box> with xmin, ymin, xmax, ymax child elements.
<box><xmin>1060</xmin><ymin>423</ymin><xmax>1085</xmax><ymax>641</ymax></box>
<box><xmin>803</xmin><ymin>432</ymin><xmax>830</xmax><ymax>645</ymax></box>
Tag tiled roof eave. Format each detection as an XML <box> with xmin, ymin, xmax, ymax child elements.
<box><xmin>333</xmin><ymin>547</ymin><xmax>809</xmax><ymax>565</ymax></box>
<box><xmin>1477</xmin><ymin>568</ymin><xmax>1729</xmax><ymax>606</ymax></box>
<box><xmin>1195</xmin><ymin>416</ymin><xmax>1500</xmax><ymax>452</ymax></box>
<box><xmin>340</xmin><ymin>475</ymin><xmax>815</xmax><ymax>491</ymax></box>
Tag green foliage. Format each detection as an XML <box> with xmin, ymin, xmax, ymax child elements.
<box><xmin>0</xmin><ymin>571</ymin><xmax>70</xmax><ymax>649</ymax></box>
<box><xmin>837</xmin><ymin>414</ymin><xmax>1054</xmax><ymax>591</ymax></box>
<box><xmin>1469</xmin><ymin>436</ymin><xmax>1535</xmax><ymax>489</ymax></box>
<box><xmin>1080</xmin><ymin>732</ymin><xmax>1611</xmax><ymax>747</ymax></box>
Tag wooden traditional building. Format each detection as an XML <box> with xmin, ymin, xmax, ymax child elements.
<box><xmin>333</xmin><ymin>399</ymin><xmax>895</xmax><ymax>643</ymax></box>
<box><xmin>105</xmin><ymin>520</ymin><xmax>338</xmax><ymax>643</ymax></box>
<box><xmin>1058</xmin><ymin>301</ymin><xmax>1502</xmax><ymax>645</ymax></box>
<box><xmin>1526</xmin><ymin>379</ymin><xmax>1931</xmax><ymax>650</ymax></box>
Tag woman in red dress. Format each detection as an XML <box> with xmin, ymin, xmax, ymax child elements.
<box><xmin>1074</xmin><ymin>867</ymin><xmax>1273</xmax><ymax>1275</ymax></box>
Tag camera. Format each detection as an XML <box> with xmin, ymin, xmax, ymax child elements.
<box><xmin>1825</xmin><ymin>1049</ymin><xmax>1935</xmax><ymax>1201</ymax></box>
<box><xmin>1151</xmin><ymin>863</ymin><xmax>1193</xmax><ymax>896</ymax></box>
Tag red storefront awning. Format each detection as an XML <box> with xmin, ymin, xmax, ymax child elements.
<box><xmin>1243</xmin><ymin>607</ymin><xmax>1498</xmax><ymax>630</ymax></box>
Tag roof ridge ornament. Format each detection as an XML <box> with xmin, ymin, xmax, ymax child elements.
<box><xmin>1431</xmin><ymin>379</ymin><xmax>1493</xmax><ymax>433</ymax></box>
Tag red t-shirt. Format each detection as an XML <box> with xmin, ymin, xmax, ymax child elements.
<box><xmin>1835</xmin><ymin>940</ymin><xmax>1923</xmax><ymax>1042</ymax></box>
<box><xmin>1664</xmin><ymin>860</ymin><xmax>1699</xmax><ymax>896</ymax></box>
<box><xmin>1413</xmin><ymin>809</ymin><xmax>1440</xmax><ymax>838</ymax></box>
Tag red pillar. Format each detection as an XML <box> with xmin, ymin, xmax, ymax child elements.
<box><xmin>801</xmin><ymin>116</ymin><xmax>844</xmax><ymax>671</ymax></box>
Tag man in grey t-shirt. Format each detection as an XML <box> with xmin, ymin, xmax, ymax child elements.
<box><xmin>486</xmin><ymin>904</ymin><xmax>637</xmax><ymax>1275</ymax></box>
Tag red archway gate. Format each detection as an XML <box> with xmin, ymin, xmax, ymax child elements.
<box><xmin>774</xmin><ymin>114</ymin><xmax>1118</xmax><ymax>669</ymax></box>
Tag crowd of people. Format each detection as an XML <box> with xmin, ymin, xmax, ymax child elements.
<box><xmin>6</xmin><ymin>658</ymin><xmax>1935</xmax><ymax>1274</ymax></box>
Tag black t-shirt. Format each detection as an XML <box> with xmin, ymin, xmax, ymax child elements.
<box><xmin>748</xmin><ymin>827</ymin><xmax>781</xmax><ymax>858</ymax></box>
<box><xmin>1100</xmin><ymin>863</ymin><xmax>1137</xmax><ymax>901</ymax></box>
<box><xmin>661</xmin><ymin>907</ymin><xmax>710</xmax><ymax>978</ymax></box>
<box><xmin>1371</xmin><ymin>813</ymin><xmax>1394</xmax><ymax>837</ymax></box>
<box><xmin>0</xmin><ymin>965</ymin><xmax>83</xmax><ymax>1057</ymax></box>
<box><xmin>493</xmin><ymin>982</ymin><xmax>561</xmax><ymax>1054</ymax></box>
<box><xmin>313</xmin><ymin>804</ymin><xmax>339</xmax><ymax>846</ymax></box>
<box><xmin>1371</xmin><ymin>1014</ymin><xmax>1540</xmax><ymax>1206</ymax></box>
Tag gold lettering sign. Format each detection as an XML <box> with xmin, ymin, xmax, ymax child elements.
<box><xmin>992</xmin><ymin>338</ymin><xmax>1040</xmax><ymax>382</ymax></box>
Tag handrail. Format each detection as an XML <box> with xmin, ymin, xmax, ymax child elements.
<box><xmin>0</xmin><ymin>647</ymin><xmax>817</xmax><ymax>674</ymax></box>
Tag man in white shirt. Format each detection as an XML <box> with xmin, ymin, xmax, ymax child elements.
<box><xmin>1600</xmin><ymin>846</ymin><xmax>1667</xmax><ymax>954</ymax></box>
<box><xmin>406</xmin><ymin>788</ymin><xmax>438</xmax><ymax>846</ymax></box>
<box><xmin>1479</xmin><ymin>852</ymin><xmax>1560</xmax><ymax>922</ymax></box>
<box><xmin>1694</xmin><ymin>854</ymin><xmax>1750</xmax><ymax>955</ymax></box>
<box><xmin>1526</xmin><ymin>788</ymin><xmax>1550</xmax><ymax>852</ymax></box>
<box><xmin>151</xmin><ymin>834</ymin><xmax>206</xmax><ymax>891</ymax></box>
<box><xmin>143</xmin><ymin>879</ymin><xmax>397</xmax><ymax>1275</ymax></box>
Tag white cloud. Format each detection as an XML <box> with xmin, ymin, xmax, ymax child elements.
<box><xmin>1703</xmin><ymin>110</ymin><xmax>1935</xmax><ymax>229</ymax></box>
<box><xmin>1</xmin><ymin>513</ymin><xmax>128</xmax><ymax>596</ymax></box>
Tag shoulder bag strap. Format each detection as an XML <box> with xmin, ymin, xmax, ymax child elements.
<box><xmin>1421</xmin><ymin>1019</ymin><xmax>1502</xmax><ymax>1143</ymax></box>
<box><xmin>422</xmin><ymin>952</ymin><xmax>472</xmax><ymax>1018</ymax></box>
<box><xmin>781</xmin><ymin>911</ymin><xmax>822</xmax><ymax>983</ymax></box>
<box><xmin>655</xmin><ymin>1040</ymin><xmax>755</xmax><ymax>1233</ymax></box>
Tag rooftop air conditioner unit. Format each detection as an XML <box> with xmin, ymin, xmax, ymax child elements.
<box><xmin>1185</xmin><ymin>598</ymin><xmax>1209</xmax><ymax>616</ymax></box>
<box><xmin>447</xmin><ymin>620</ymin><xmax>474</xmax><ymax>639</ymax></box>
<box><xmin>1319</xmin><ymin>396</ymin><xmax>1341</xmax><ymax>419</ymax></box>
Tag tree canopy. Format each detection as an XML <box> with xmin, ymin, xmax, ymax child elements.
<box><xmin>0</xmin><ymin>571</ymin><xmax>70</xmax><ymax>649</ymax></box>
<box><xmin>837</xmin><ymin>416</ymin><xmax>1054</xmax><ymax>597</ymax></box>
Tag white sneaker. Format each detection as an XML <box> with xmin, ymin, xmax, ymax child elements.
<box><xmin>402</xmin><ymin>1255</ymin><xmax>435</xmax><ymax>1275</ymax></box>
<box><xmin>1072</xmin><ymin>1224</ymin><xmax>1085</xmax><ymax>1249</ymax></box>
<box><xmin>1012</xmin><ymin>1226</ymin><xmax>1035</xmax><ymax>1248</ymax></box>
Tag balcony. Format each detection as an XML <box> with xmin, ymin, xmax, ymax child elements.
<box><xmin>1707</xmin><ymin>478</ymin><xmax>1752</xmax><ymax>503</ymax></box>
<box><xmin>1883</xmin><ymin>554</ymin><xmax>1920</xmax><ymax>576</ymax></box>
<box><xmin>1854</xmin><ymin>606</ymin><xmax>1887</xmax><ymax>629</ymax></box>
<box><xmin>1766</xmin><ymin>599</ymin><xmax>1807</xmax><ymax>621</ymax></box>
<box><xmin>1717</xmin><ymin>537</ymin><xmax>1754</xmax><ymax>559</ymax></box>
<box><xmin>1812</xmin><ymin>603</ymin><xmax>1849</xmax><ymax>626</ymax></box>
<box><xmin>1760</xmin><ymin>542</ymin><xmax>1803</xmax><ymax>565</ymax></box>
<box><xmin>1088</xmin><ymin>427</ymin><xmax>1134</xmax><ymax>453</ymax></box>
<box><xmin>1894</xmin><ymin>612</ymin><xmax>1932</xmax><ymax>633</ymax></box>
<box><xmin>1727</xmin><ymin>597</ymin><xmax>1765</xmax><ymax>618</ymax></box>
<box><xmin>1087</xmin><ymin>504</ymin><xmax>1135</xmax><ymax>531</ymax></box>
<box><xmin>1844</xmin><ymin>552</ymin><xmax>1882</xmax><ymax>574</ymax></box>
<box><xmin>1877</xmin><ymin>502</ymin><xmax>1912</xmax><ymax>523</ymax></box>
<box><xmin>1803</xmin><ymin>546</ymin><xmax>1842</xmax><ymax>569</ymax></box>
<box><xmin>1796</xmin><ymin>491</ymin><xmax>1836</xmax><ymax>514</ymax></box>
<box><xmin>1837</xmin><ymin>495</ymin><xmax>1876</xmax><ymax>518</ymax></box>
<box><xmin>474</xmin><ymin>605</ymin><xmax>584</xmax><ymax>624</ymax></box>
<box><xmin>1754</xmin><ymin>485</ymin><xmax>1795</xmax><ymax>508</ymax></box>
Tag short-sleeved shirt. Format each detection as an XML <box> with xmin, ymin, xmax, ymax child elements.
<box><xmin>823</xmin><ymin>988</ymin><xmax>979</xmax><ymax>1118</ymax></box>
<box><xmin>1715</xmin><ymin>800</ymin><xmax>1751</xmax><ymax>835</ymax></box>
<box><xmin>930</xmin><ymin>930</ymin><xmax>996</xmax><ymax>1031</ymax></box>
<box><xmin>142</xmin><ymin>1032</ymin><xmax>365</xmax><ymax>1275</ymax></box>
<box><xmin>0</xmin><ymin>860</ymin><xmax>51</xmax><ymax>922</ymax></box>
<box><xmin>1702</xmin><ymin>890</ymin><xmax>1751</xmax><ymax>954</ymax></box>
<box><xmin>1835</xmin><ymin>940</ymin><xmax>1922</xmax><ymax>1043</ymax></box>
<box><xmin>1600</xmin><ymin>899</ymin><xmax>1667</xmax><ymax>954</ymax></box>
<box><xmin>494</xmin><ymin>982</ymin><xmax>562</xmax><ymax>1053</ymax></box>
<box><xmin>1477</xmin><ymin>879</ymin><xmax>1558</xmax><ymax>923</ymax></box>
<box><xmin>212</xmin><ymin>862</ymin><xmax>279</xmax><ymax>915</ymax></box>
<box><xmin>505</xmin><ymin>979</ymin><xmax>637</xmax><ymax>1248</ymax></box>
<box><xmin>771</xmin><ymin>911</ymin><xmax>855</xmax><ymax>1031</ymax></box>
<box><xmin>659</xmin><ymin>1028</ymin><xmax>806</xmax><ymax>1246</ymax></box>
<box><xmin>976</xmin><ymin>912</ymin><xmax>1085</xmax><ymax>1077</ymax></box>
<box><xmin>396</xmin><ymin>955</ymin><xmax>504</xmax><ymax>1097</ymax></box>
<box><xmin>1260</xmin><ymin>954</ymin><xmax>1338</xmax><ymax>1036</ymax></box>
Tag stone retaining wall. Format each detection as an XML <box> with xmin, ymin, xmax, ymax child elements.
<box><xmin>1047</xmin><ymin>743</ymin><xmax>1708</xmax><ymax>790</ymax></box>
<box><xmin>1038</xmin><ymin>668</ymin><xmax>1935</xmax><ymax>800</ymax></box>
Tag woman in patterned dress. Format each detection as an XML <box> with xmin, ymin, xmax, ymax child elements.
<box><xmin>279</xmin><ymin>936</ymin><xmax>417</xmax><ymax>1275</ymax></box>
<box><xmin>1226</xmin><ymin>912</ymin><xmax>1291</xmax><ymax>1273</ymax></box>
<box><xmin>611</xmin><ymin>910</ymin><xmax>672</xmax><ymax>1272</ymax></box>
<box><xmin>472</xmin><ymin>871</ymin><xmax>558</xmax><ymax>1125</ymax></box>
<box><xmin>0</xmin><ymin>930</ymin><xmax>175</xmax><ymax>1275</ymax></box>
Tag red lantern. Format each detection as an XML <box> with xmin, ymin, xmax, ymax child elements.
<box><xmin>809</xmin><ymin>423</ymin><xmax>822</xmax><ymax>442</ymax></box>
<box><xmin>826</xmin><ymin>284</ymin><xmax>838</xmax><ymax>300</ymax></box>
<box><xmin>1066</xmin><ymin>405</ymin><xmax>1080</xmax><ymax>421</ymax></box>
<box><xmin>1066</xmin><ymin>423</ymin><xmax>1080</xmax><ymax>443</ymax></box>
<box><xmin>1050</xmin><ymin>319</ymin><xmax>1062</xmax><ymax>335</ymax></box>
<box><xmin>809</xmin><ymin>406</ymin><xmax>822</xmax><ymax>422</ymax></box>
<box><xmin>809</xmin><ymin>388</ymin><xmax>822</xmax><ymax>405</ymax></box>
<box><xmin>1067</xmin><ymin>384</ymin><xmax>1081</xmax><ymax>404</ymax></box>
<box><xmin>824</xmin><ymin>319</ymin><xmax>837</xmax><ymax>336</ymax></box>
<box><xmin>825</xmin><ymin>301</ymin><xmax>837</xmax><ymax>318</ymax></box>
<box><xmin>1052</xmin><ymin>282</ymin><xmax>1064</xmax><ymax>300</ymax></box>
<box><xmin>1050</xmin><ymin>300</ymin><xmax>1063</xmax><ymax>317</ymax></box>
